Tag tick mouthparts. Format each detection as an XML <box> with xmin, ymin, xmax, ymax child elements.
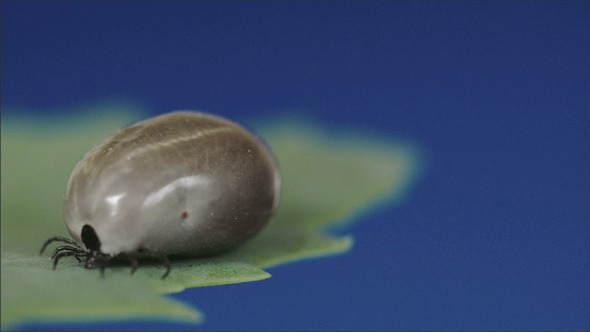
<box><xmin>84</xmin><ymin>250</ymin><xmax>104</xmax><ymax>269</ymax></box>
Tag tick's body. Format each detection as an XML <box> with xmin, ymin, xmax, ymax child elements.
<box><xmin>42</xmin><ymin>111</ymin><xmax>280</xmax><ymax>277</ymax></box>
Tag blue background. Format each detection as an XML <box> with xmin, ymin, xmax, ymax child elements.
<box><xmin>3</xmin><ymin>1</ymin><xmax>589</xmax><ymax>330</ymax></box>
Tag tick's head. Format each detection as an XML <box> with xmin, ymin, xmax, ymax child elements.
<box><xmin>80</xmin><ymin>224</ymin><xmax>114</xmax><ymax>270</ymax></box>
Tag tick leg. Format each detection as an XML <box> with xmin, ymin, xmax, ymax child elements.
<box><xmin>139</xmin><ymin>248</ymin><xmax>171</xmax><ymax>279</ymax></box>
<box><xmin>118</xmin><ymin>253</ymin><xmax>139</xmax><ymax>275</ymax></box>
<box><xmin>50</xmin><ymin>246</ymin><xmax>87</xmax><ymax>260</ymax></box>
<box><xmin>52</xmin><ymin>251</ymin><xmax>87</xmax><ymax>270</ymax></box>
<box><xmin>40</xmin><ymin>236</ymin><xmax>82</xmax><ymax>255</ymax></box>
<box><xmin>99</xmin><ymin>262</ymin><xmax>107</xmax><ymax>279</ymax></box>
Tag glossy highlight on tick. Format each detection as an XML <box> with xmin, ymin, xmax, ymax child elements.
<box><xmin>40</xmin><ymin>111</ymin><xmax>281</xmax><ymax>278</ymax></box>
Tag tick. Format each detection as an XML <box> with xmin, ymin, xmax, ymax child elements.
<box><xmin>40</xmin><ymin>111</ymin><xmax>281</xmax><ymax>278</ymax></box>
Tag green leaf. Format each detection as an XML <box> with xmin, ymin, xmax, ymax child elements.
<box><xmin>1</xmin><ymin>104</ymin><xmax>422</xmax><ymax>329</ymax></box>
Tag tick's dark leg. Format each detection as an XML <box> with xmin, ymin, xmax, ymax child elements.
<box><xmin>95</xmin><ymin>253</ymin><xmax>114</xmax><ymax>279</ymax></box>
<box><xmin>53</xmin><ymin>251</ymin><xmax>88</xmax><ymax>269</ymax></box>
<box><xmin>50</xmin><ymin>246</ymin><xmax>87</xmax><ymax>262</ymax></box>
<box><xmin>40</xmin><ymin>236</ymin><xmax>83</xmax><ymax>256</ymax></box>
<box><xmin>99</xmin><ymin>261</ymin><xmax>107</xmax><ymax>279</ymax></box>
<box><xmin>138</xmin><ymin>248</ymin><xmax>171</xmax><ymax>279</ymax></box>
<box><xmin>118</xmin><ymin>253</ymin><xmax>139</xmax><ymax>275</ymax></box>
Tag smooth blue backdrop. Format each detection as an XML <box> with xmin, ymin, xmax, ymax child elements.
<box><xmin>3</xmin><ymin>1</ymin><xmax>589</xmax><ymax>330</ymax></box>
